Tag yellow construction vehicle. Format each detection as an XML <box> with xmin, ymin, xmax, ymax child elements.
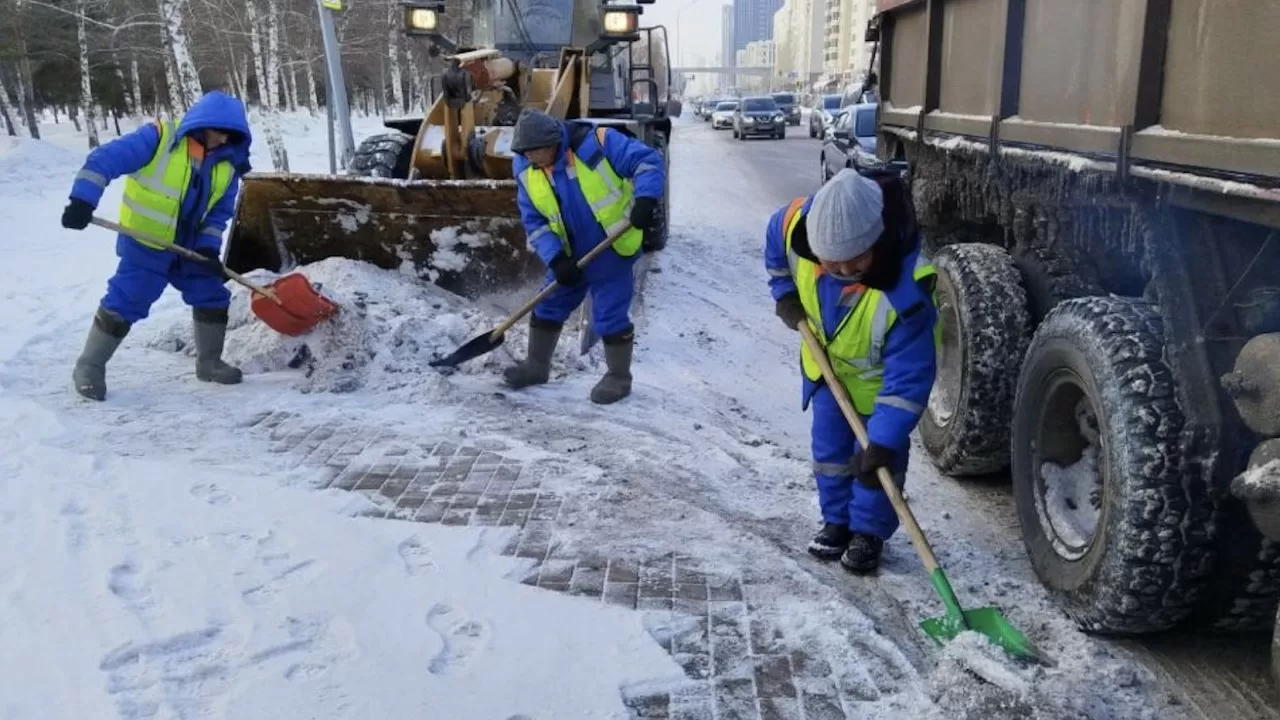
<box><xmin>223</xmin><ymin>0</ymin><xmax>679</xmax><ymax>300</ymax></box>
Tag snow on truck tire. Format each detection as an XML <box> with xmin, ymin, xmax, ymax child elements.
<box><xmin>1012</xmin><ymin>297</ymin><xmax>1214</xmax><ymax>634</ymax></box>
<box><xmin>349</xmin><ymin>131</ymin><xmax>416</xmax><ymax>179</ymax></box>
<box><xmin>919</xmin><ymin>243</ymin><xmax>1032</xmax><ymax>476</ymax></box>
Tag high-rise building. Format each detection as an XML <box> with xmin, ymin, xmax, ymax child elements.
<box><xmin>721</xmin><ymin>5</ymin><xmax>735</xmax><ymax>66</ymax></box>
<box><xmin>733</xmin><ymin>0</ymin><xmax>785</xmax><ymax>51</ymax></box>
<box><xmin>823</xmin><ymin>0</ymin><xmax>875</xmax><ymax>80</ymax></box>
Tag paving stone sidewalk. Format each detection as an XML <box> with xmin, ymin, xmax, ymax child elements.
<box><xmin>251</xmin><ymin>410</ymin><xmax>898</xmax><ymax>720</ymax></box>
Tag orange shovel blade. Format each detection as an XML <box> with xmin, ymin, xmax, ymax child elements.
<box><xmin>249</xmin><ymin>273</ymin><xmax>340</xmax><ymax>336</ymax></box>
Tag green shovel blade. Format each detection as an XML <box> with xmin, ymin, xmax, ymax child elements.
<box><xmin>919</xmin><ymin>570</ymin><xmax>1055</xmax><ymax>666</ymax></box>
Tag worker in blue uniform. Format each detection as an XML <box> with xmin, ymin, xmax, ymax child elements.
<box><xmin>505</xmin><ymin>108</ymin><xmax>666</xmax><ymax>404</ymax></box>
<box><xmin>60</xmin><ymin>90</ymin><xmax>253</xmax><ymax>401</ymax></box>
<box><xmin>764</xmin><ymin>168</ymin><xmax>938</xmax><ymax>573</ymax></box>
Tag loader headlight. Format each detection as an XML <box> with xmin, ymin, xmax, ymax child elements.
<box><xmin>601</xmin><ymin>6</ymin><xmax>641</xmax><ymax>39</ymax></box>
<box><xmin>403</xmin><ymin>1</ymin><xmax>444</xmax><ymax>35</ymax></box>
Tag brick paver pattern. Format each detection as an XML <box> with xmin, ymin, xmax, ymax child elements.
<box><xmin>252</xmin><ymin>410</ymin><xmax>876</xmax><ymax>720</ymax></box>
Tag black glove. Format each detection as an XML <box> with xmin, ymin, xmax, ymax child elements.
<box><xmin>775</xmin><ymin>292</ymin><xmax>806</xmax><ymax>331</ymax></box>
<box><xmin>549</xmin><ymin>254</ymin><xmax>583</xmax><ymax>287</ymax></box>
<box><xmin>61</xmin><ymin>198</ymin><xmax>94</xmax><ymax>230</ymax></box>
<box><xmin>189</xmin><ymin>247</ymin><xmax>227</xmax><ymax>277</ymax></box>
<box><xmin>857</xmin><ymin>443</ymin><xmax>896</xmax><ymax>488</ymax></box>
<box><xmin>629</xmin><ymin>197</ymin><xmax>659</xmax><ymax>232</ymax></box>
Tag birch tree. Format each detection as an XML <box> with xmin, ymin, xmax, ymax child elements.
<box><xmin>76</xmin><ymin>0</ymin><xmax>100</xmax><ymax>148</ymax></box>
<box><xmin>12</xmin><ymin>0</ymin><xmax>41</xmax><ymax>138</ymax></box>
<box><xmin>245</xmin><ymin>0</ymin><xmax>288</xmax><ymax>170</ymax></box>
<box><xmin>0</xmin><ymin>72</ymin><xmax>18</xmax><ymax>136</ymax></box>
<box><xmin>386</xmin><ymin>3</ymin><xmax>404</xmax><ymax>115</ymax></box>
<box><xmin>159</xmin><ymin>0</ymin><xmax>200</xmax><ymax>110</ymax></box>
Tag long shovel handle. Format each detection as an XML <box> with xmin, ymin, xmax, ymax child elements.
<box><xmin>489</xmin><ymin>223</ymin><xmax>633</xmax><ymax>340</ymax></box>
<box><xmin>90</xmin><ymin>216</ymin><xmax>283</xmax><ymax>305</ymax></box>
<box><xmin>798</xmin><ymin>324</ymin><xmax>953</xmax><ymax>579</ymax></box>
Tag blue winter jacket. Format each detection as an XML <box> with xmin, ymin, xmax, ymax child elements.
<box><xmin>764</xmin><ymin>196</ymin><xmax>938</xmax><ymax>452</ymax></box>
<box><xmin>513</xmin><ymin>120</ymin><xmax>665</xmax><ymax>279</ymax></box>
<box><xmin>69</xmin><ymin>91</ymin><xmax>253</xmax><ymax>254</ymax></box>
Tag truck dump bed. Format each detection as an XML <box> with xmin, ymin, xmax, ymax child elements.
<box><xmin>875</xmin><ymin>0</ymin><xmax>1280</xmax><ymax>187</ymax></box>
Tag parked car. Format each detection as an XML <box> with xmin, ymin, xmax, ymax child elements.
<box><xmin>770</xmin><ymin>92</ymin><xmax>801</xmax><ymax>126</ymax></box>
<box><xmin>710</xmin><ymin>101</ymin><xmax>738</xmax><ymax>130</ymax></box>
<box><xmin>809</xmin><ymin>94</ymin><xmax>843</xmax><ymax>138</ymax></box>
<box><xmin>697</xmin><ymin>99</ymin><xmax>719</xmax><ymax>120</ymax></box>
<box><xmin>732</xmin><ymin>96</ymin><xmax>786</xmax><ymax>140</ymax></box>
<box><xmin>819</xmin><ymin>103</ymin><xmax>879</xmax><ymax>182</ymax></box>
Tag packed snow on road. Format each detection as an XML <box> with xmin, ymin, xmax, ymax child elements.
<box><xmin>0</xmin><ymin>114</ymin><xmax>1189</xmax><ymax>720</ymax></box>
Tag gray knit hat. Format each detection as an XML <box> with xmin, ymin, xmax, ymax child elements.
<box><xmin>510</xmin><ymin>108</ymin><xmax>563</xmax><ymax>154</ymax></box>
<box><xmin>808</xmin><ymin>168</ymin><xmax>885</xmax><ymax>263</ymax></box>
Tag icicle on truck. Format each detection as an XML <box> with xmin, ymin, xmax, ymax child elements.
<box><xmin>867</xmin><ymin>0</ymin><xmax>1280</xmax><ymax>684</ymax></box>
<box><xmin>221</xmin><ymin>0</ymin><xmax>679</xmax><ymax>299</ymax></box>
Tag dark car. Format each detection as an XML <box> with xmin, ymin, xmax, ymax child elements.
<box><xmin>819</xmin><ymin>103</ymin><xmax>879</xmax><ymax>182</ymax></box>
<box><xmin>808</xmin><ymin>94</ymin><xmax>843</xmax><ymax>138</ymax></box>
<box><xmin>732</xmin><ymin>97</ymin><xmax>786</xmax><ymax>140</ymax></box>
<box><xmin>770</xmin><ymin>92</ymin><xmax>801</xmax><ymax>126</ymax></box>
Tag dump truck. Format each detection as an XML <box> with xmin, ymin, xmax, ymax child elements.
<box><xmin>867</xmin><ymin>0</ymin><xmax>1280</xmax><ymax>696</ymax></box>
<box><xmin>222</xmin><ymin>0</ymin><xmax>678</xmax><ymax>300</ymax></box>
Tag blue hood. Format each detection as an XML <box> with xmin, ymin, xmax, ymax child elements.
<box><xmin>174</xmin><ymin>91</ymin><xmax>253</xmax><ymax>174</ymax></box>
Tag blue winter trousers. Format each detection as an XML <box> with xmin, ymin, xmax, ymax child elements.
<box><xmin>810</xmin><ymin>384</ymin><xmax>908</xmax><ymax>539</ymax></box>
<box><xmin>102</xmin><ymin>235</ymin><xmax>231</xmax><ymax>324</ymax></box>
<box><xmin>531</xmin><ymin>263</ymin><xmax>636</xmax><ymax>337</ymax></box>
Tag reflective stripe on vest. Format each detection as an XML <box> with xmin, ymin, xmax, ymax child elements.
<box><xmin>781</xmin><ymin>197</ymin><xmax>938</xmax><ymax>416</ymax></box>
<box><xmin>119</xmin><ymin>118</ymin><xmax>233</xmax><ymax>249</ymax></box>
<box><xmin>518</xmin><ymin>127</ymin><xmax>644</xmax><ymax>257</ymax></box>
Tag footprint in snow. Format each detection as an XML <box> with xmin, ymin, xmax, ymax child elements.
<box><xmin>426</xmin><ymin>604</ymin><xmax>490</xmax><ymax>676</ymax></box>
<box><xmin>397</xmin><ymin>535</ymin><xmax>435</xmax><ymax>576</ymax></box>
<box><xmin>189</xmin><ymin>483</ymin><xmax>235</xmax><ymax>506</ymax></box>
<box><xmin>108</xmin><ymin>561</ymin><xmax>151</xmax><ymax>605</ymax></box>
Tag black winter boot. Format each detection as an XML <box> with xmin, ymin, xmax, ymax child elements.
<box><xmin>839</xmin><ymin>533</ymin><xmax>884</xmax><ymax>574</ymax></box>
<box><xmin>193</xmin><ymin>307</ymin><xmax>243</xmax><ymax>384</ymax></box>
<box><xmin>807</xmin><ymin>523</ymin><xmax>853</xmax><ymax>560</ymax></box>
<box><xmin>503</xmin><ymin>316</ymin><xmax>562</xmax><ymax>389</ymax></box>
<box><xmin>72</xmin><ymin>308</ymin><xmax>130</xmax><ymax>401</ymax></box>
<box><xmin>590</xmin><ymin>327</ymin><xmax>634</xmax><ymax>405</ymax></box>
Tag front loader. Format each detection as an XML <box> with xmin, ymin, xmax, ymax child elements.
<box><xmin>223</xmin><ymin>0</ymin><xmax>680</xmax><ymax>300</ymax></box>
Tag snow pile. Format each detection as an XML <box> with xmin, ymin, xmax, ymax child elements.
<box><xmin>135</xmin><ymin>258</ymin><xmax>592</xmax><ymax>395</ymax></box>
<box><xmin>1233</xmin><ymin>459</ymin><xmax>1280</xmax><ymax>500</ymax></box>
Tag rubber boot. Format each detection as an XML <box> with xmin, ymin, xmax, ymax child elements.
<box><xmin>807</xmin><ymin>523</ymin><xmax>853</xmax><ymax>561</ymax></box>
<box><xmin>72</xmin><ymin>308</ymin><xmax>130</xmax><ymax>401</ymax></box>
<box><xmin>590</xmin><ymin>328</ymin><xmax>634</xmax><ymax>405</ymax></box>
<box><xmin>503</xmin><ymin>316</ymin><xmax>562</xmax><ymax>389</ymax></box>
<box><xmin>193</xmin><ymin>307</ymin><xmax>243</xmax><ymax>384</ymax></box>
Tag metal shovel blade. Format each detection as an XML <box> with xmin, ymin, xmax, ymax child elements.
<box><xmin>429</xmin><ymin>329</ymin><xmax>506</xmax><ymax>369</ymax></box>
<box><xmin>920</xmin><ymin>607</ymin><xmax>1055</xmax><ymax>666</ymax></box>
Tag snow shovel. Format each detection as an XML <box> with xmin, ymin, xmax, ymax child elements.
<box><xmin>90</xmin><ymin>217</ymin><xmax>339</xmax><ymax>336</ymax></box>
<box><xmin>797</xmin><ymin>324</ymin><xmax>1052</xmax><ymax>665</ymax></box>
<box><xmin>430</xmin><ymin>223</ymin><xmax>632</xmax><ymax>369</ymax></box>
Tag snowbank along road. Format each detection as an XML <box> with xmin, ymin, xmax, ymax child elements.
<box><xmin>0</xmin><ymin>112</ymin><xmax>1274</xmax><ymax>719</ymax></box>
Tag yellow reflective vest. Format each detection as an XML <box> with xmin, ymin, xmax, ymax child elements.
<box><xmin>782</xmin><ymin>196</ymin><xmax>939</xmax><ymax>415</ymax></box>
<box><xmin>119</xmin><ymin>118</ymin><xmax>233</xmax><ymax>249</ymax></box>
<box><xmin>518</xmin><ymin>126</ymin><xmax>643</xmax><ymax>257</ymax></box>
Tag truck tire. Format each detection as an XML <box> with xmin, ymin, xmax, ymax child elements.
<box><xmin>1012</xmin><ymin>296</ymin><xmax>1213</xmax><ymax>634</ymax></box>
<box><xmin>919</xmin><ymin>243</ymin><xmax>1031</xmax><ymax>476</ymax></box>
<box><xmin>349</xmin><ymin>131</ymin><xmax>415</xmax><ymax>179</ymax></box>
<box><xmin>1274</xmin><ymin>605</ymin><xmax>1280</xmax><ymax>687</ymax></box>
<box><xmin>1197</xmin><ymin>501</ymin><xmax>1280</xmax><ymax>632</ymax></box>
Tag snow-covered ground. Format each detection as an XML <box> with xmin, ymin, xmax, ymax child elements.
<box><xmin>0</xmin><ymin>111</ymin><xmax>1194</xmax><ymax>719</ymax></box>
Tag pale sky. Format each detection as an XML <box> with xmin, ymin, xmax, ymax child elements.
<box><xmin>639</xmin><ymin>0</ymin><xmax>734</xmax><ymax>68</ymax></box>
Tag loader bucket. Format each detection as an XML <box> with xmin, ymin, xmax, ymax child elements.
<box><xmin>223</xmin><ymin>173</ymin><xmax>543</xmax><ymax>299</ymax></box>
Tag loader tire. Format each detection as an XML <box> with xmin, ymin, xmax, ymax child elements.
<box><xmin>349</xmin><ymin>131</ymin><xmax>415</xmax><ymax>179</ymax></box>
<box><xmin>1273</xmin><ymin>606</ymin><xmax>1280</xmax><ymax>687</ymax></box>
<box><xmin>919</xmin><ymin>243</ymin><xmax>1031</xmax><ymax>476</ymax></box>
<box><xmin>643</xmin><ymin>131</ymin><xmax>669</xmax><ymax>253</ymax></box>
<box><xmin>1012</xmin><ymin>296</ymin><xmax>1214</xmax><ymax>634</ymax></box>
<box><xmin>1195</xmin><ymin>500</ymin><xmax>1280</xmax><ymax>632</ymax></box>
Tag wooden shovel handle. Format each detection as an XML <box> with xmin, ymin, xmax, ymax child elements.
<box><xmin>89</xmin><ymin>217</ymin><xmax>283</xmax><ymax>305</ymax></box>
<box><xmin>490</xmin><ymin>223</ymin><xmax>634</xmax><ymax>339</ymax></box>
<box><xmin>798</xmin><ymin>323</ymin><xmax>944</xmax><ymax>575</ymax></box>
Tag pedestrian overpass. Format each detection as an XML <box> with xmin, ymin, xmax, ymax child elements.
<box><xmin>672</xmin><ymin>66</ymin><xmax>774</xmax><ymax>78</ymax></box>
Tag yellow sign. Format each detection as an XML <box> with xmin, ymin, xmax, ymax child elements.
<box><xmin>321</xmin><ymin>0</ymin><xmax>342</xmax><ymax>10</ymax></box>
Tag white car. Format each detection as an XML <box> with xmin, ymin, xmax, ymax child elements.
<box><xmin>711</xmin><ymin>101</ymin><xmax>738</xmax><ymax>130</ymax></box>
